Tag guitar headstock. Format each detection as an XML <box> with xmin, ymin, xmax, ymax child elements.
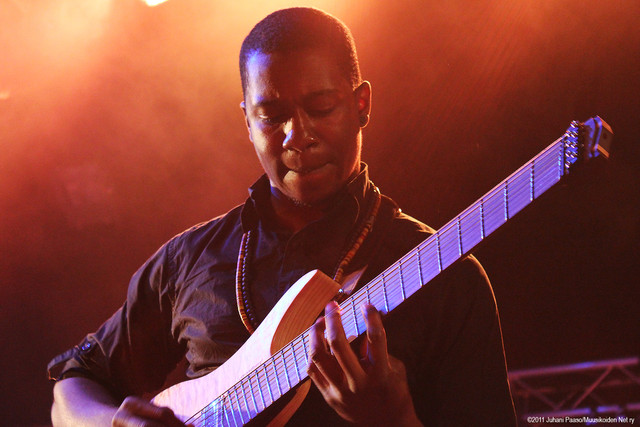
<box><xmin>579</xmin><ymin>116</ymin><xmax>614</xmax><ymax>160</ymax></box>
<box><xmin>562</xmin><ymin>116</ymin><xmax>613</xmax><ymax>173</ymax></box>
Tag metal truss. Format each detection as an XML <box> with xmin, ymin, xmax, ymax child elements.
<box><xmin>509</xmin><ymin>357</ymin><xmax>640</xmax><ymax>424</ymax></box>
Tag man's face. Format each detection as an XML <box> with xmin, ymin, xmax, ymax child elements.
<box><xmin>242</xmin><ymin>47</ymin><xmax>370</xmax><ymax>207</ymax></box>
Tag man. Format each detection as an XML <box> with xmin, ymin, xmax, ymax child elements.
<box><xmin>48</xmin><ymin>7</ymin><xmax>516</xmax><ymax>426</ymax></box>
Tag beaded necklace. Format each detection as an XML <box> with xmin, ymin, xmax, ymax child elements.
<box><xmin>235</xmin><ymin>186</ymin><xmax>381</xmax><ymax>334</ymax></box>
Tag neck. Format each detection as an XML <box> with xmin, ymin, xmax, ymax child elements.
<box><xmin>269</xmin><ymin>188</ymin><xmax>333</xmax><ymax>233</ymax></box>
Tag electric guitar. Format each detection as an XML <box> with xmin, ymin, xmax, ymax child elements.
<box><xmin>152</xmin><ymin>117</ymin><xmax>613</xmax><ymax>426</ymax></box>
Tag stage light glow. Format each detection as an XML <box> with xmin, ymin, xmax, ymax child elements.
<box><xmin>142</xmin><ymin>0</ymin><xmax>169</xmax><ymax>6</ymax></box>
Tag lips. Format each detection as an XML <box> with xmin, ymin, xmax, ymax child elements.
<box><xmin>283</xmin><ymin>158</ymin><xmax>329</xmax><ymax>175</ymax></box>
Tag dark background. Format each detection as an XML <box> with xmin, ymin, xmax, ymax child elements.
<box><xmin>1</xmin><ymin>1</ymin><xmax>638</xmax><ymax>425</ymax></box>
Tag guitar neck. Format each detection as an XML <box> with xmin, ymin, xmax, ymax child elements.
<box><xmin>188</xmin><ymin>118</ymin><xmax>612</xmax><ymax>426</ymax></box>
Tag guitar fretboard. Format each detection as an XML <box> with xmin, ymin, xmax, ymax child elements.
<box><xmin>190</xmin><ymin>123</ymin><xmax>582</xmax><ymax>426</ymax></box>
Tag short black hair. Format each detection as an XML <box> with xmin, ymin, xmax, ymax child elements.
<box><xmin>239</xmin><ymin>7</ymin><xmax>361</xmax><ymax>97</ymax></box>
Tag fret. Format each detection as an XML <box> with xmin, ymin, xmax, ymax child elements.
<box><xmin>300</xmin><ymin>336</ymin><xmax>309</xmax><ymax>371</ymax></box>
<box><xmin>460</xmin><ymin>204</ymin><xmax>482</xmax><ymax>253</ymax></box>
<box><xmin>557</xmin><ymin>142</ymin><xmax>565</xmax><ymax>179</ymax></box>
<box><xmin>290</xmin><ymin>341</ymin><xmax>301</xmax><ymax>383</ymax></box>
<box><xmin>392</xmin><ymin>271</ymin><xmax>405</xmax><ymax>310</ymax></box>
<box><xmin>480</xmin><ymin>199</ymin><xmax>485</xmax><ymax>239</ymax></box>
<box><xmin>354</xmin><ymin>290</ymin><xmax>368</xmax><ymax>315</ymax></box>
<box><xmin>533</xmin><ymin>154</ymin><xmax>551</xmax><ymax>198</ymax></box>
<box><xmin>438</xmin><ymin>224</ymin><xmax>460</xmax><ymax>270</ymax></box>
<box><xmin>240</xmin><ymin>382</ymin><xmax>252</xmax><ymax>422</ymax></box>
<box><xmin>397</xmin><ymin>252</ymin><xmax>420</xmax><ymax>298</ymax></box>
<box><xmin>198</xmin><ymin>402</ymin><xmax>208</xmax><ymax>426</ymax></box>
<box><xmin>201</xmin><ymin>395</ymin><xmax>213</xmax><ymax>426</ymax></box>
<box><xmin>507</xmin><ymin>168</ymin><xmax>532</xmax><ymax>217</ymax></box>
<box><xmin>280</xmin><ymin>351</ymin><xmax>292</xmax><ymax>390</ymax></box>
<box><xmin>365</xmin><ymin>280</ymin><xmax>371</xmax><ymax>302</ymax></box>
<box><xmin>301</xmin><ymin>333</ymin><xmax>309</xmax><ymax>367</ymax></box>
<box><xmin>239</xmin><ymin>380</ymin><xmax>255</xmax><ymax>420</ymax></box>
<box><xmin>254</xmin><ymin>366</ymin><xmax>267</xmax><ymax>410</ymax></box>
<box><xmin>382</xmin><ymin>273</ymin><xmax>389</xmax><ymax>314</ymax></box>
<box><xmin>231</xmin><ymin>386</ymin><xmax>246</xmax><ymax>425</ymax></box>
<box><xmin>561</xmin><ymin>132</ymin><xmax>567</xmax><ymax>175</ymax></box>
<box><xmin>530</xmin><ymin>161</ymin><xmax>535</xmax><ymax>202</ymax></box>
<box><xmin>222</xmin><ymin>394</ymin><xmax>235</xmax><ymax>427</ymax></box>
<box><xmin>271</xmin><ymin>357</ymin><xmax>283</xmax><ymax>398</ymax></box>
<box><xmin>504</xmin><ymin>182</ymin><xmax>509</xmax><ymax>220</ymax></box>
<box><xmin>435</xmin><ymin>233</ymin><xmax>442</xmax><ymax>272</ymax></box>
<box><xmin>227</xmin><ymin>388</ymin><xmax>238</xmax><ymax>425</ymax></box>
<box><xmin>261</xmin><ymin>363</ymin><xmax>275</xmax><ymax>405</ymax></box>
<box><xmin>419</xmin><ymin>241</ymin><xmax>439</xmax><ymax>284</ymax></box>
<box><xmin>245</xmin><ymin>381</ymin><xmax>256</xmax><ymax>420</ymax></box>
<box><xmin>214</xmin><ymin>393</ymin><xmax>234</xmax><ymax>427</ymax></box>
<box><xmin>199</xmin><ymin>399</ymin><xmax>212</xmax><ymax>427</ymax></box>
<box><xmin>232</xmin><ymin>389</ymin><xmax>244</xmax><ymax>427</ymax></box>
<box><xmin>232</xmin><ymin>390</ymin><xmax>243</xmax><ymax>427</ymax></box>
<box><xmin>398</xmin><ymin>259</ymin><xmax>406</xmax><ymax>302</ymax></box>
<box><xmin>234</xmin><ymin>381</ymin><xmax>251</xmax><ymax>423</ymax></box>
<box><xmin>350</xmin><ymin>298</ymin><xmax>359</xmax><ymax>335</ymax></box>
<box><xmin>483</xmin><ymin>187</ymin><xmax>505</xmax><ymax>236</ymax></box>
<box><xmin>249</xmin><ymin>375</ymin><xmax>261</xmax><ymax>417</ymax></box>
<box><xmin>456</xmin><ymin>216</ymin><xmax>463</xmax><ymax>256</ymax></box>
<box><xmin>536</xmin><ymin>145</ymin><xmax>563</xmax><ymax>197</ymax></box>
<box><xmin>247</xmin><ymin>371</ymin><xmax>263</xmax><ymax>414</ymax></box>
<box><xmin>294</xmin><ymin>337</ymin><xmax>307</xmax><ymax>371</ymax></box>
<box><xmin>416</xmin><ymin>247</ymin><xmax>424</xmax><ymax>287</ymax></box>
<box><xmin>367</xmin><ymin>279</ymin><xmax>383</xmax><ymax>314</ymax></box>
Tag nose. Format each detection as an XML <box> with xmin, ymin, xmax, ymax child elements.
<box><xmin>282</xmin><ymin>110</ymin><xmax>317</xmax><ymax>152</ymax></box>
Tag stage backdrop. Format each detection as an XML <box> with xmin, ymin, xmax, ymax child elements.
<box><xmin>1</xmin><ymin>1</ymin><xmax>638</xmax><ymax>425</ymax></box>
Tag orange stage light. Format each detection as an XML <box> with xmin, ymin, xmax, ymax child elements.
<box><xmin>142</xmin><ymin>0</ymin><xmax>169</xmax><ymax>6</ymax></box>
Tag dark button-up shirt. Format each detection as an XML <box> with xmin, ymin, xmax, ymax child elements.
<box><xmin>48</xmin><ymin>166</ymin><xmax>516</xmax><ymax>426</ymax></box>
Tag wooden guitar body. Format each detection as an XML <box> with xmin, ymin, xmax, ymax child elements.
<box><xmin>152</xmin><ymin>270</ymin><xmax>341</xmax><ymax>424</ymax></box>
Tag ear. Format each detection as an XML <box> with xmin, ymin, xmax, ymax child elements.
<box><xmin>240</xmin><ymin>100</ymin><xmax>254</xmax><ymax>142</ymax></box>
<box><xmin>354</xmin><ymin>81</ymin><xmax>372</xmax><ymax>127</ymax></box>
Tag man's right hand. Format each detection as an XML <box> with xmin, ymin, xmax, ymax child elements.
<box><xmin>51</xmin><ymin>377</ymin><xmax>187</xmax><ymax>426</ymax></box>
<box><xmin>112</xmin><ymin>396</ymin><xmax>186</xmax><ymax>427</ymax></box>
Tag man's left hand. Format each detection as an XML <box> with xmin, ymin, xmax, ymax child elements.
<box><xmin>307</xmin><ymin>301</ymin><xmax>423</xmax><ymax>426</ymax></box>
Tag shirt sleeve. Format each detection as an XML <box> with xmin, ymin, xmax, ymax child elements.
<box><xmin>428</xmin><ymin>256</ymin><xmax>516</xmax><ymax>426</ymax></box>
<box><xmin>47</xmin><ymin>238</ymin><xmax>186</xmax><ymax>399</ymax></box>
<box><xmin>369</xmin><ymin>204</ymin><xmax>516</xmax><ymax>426</ymax></box>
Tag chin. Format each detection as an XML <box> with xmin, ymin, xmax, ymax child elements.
<box><xmin>290</xmin><ymin>187</ymin><xmax>337</xmax><ymax>208</ymax></box>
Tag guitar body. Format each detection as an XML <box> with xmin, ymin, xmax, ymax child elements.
<box><xmin>152</xmin><ymin>269</ymin><xmax>341</xmax><ymax>424</ymax></box>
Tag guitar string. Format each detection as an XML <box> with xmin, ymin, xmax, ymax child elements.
<box><xmin>201</xmin><ymin>143</ymin><xmax>566</xmax><ymax>426</ymax></box>
<box><xmin>226</xmin><ymin>141</ymin><xmax>564</xmax><ymax>425</ymax></box>
<box><xmin>195</xmin><ymin>137</ymin><xmax>569</xmax><ymax>425</ymax></box>
<box><xmin>335</xmin><ymin>143</ymin><xmax>565</xmax><ymax>341</ymax></box>
<box><xmin>198</xmin><ymin>188</ymin><xmax>382</xmax><ymax>425</ymax></box>
<box><xmin>206</xmin><ymin>191</ymin><xmax>552</xmax><ymax>427</ymax></box>
<box><xmin>335</xmin><ymin>140</ymin><xmax>567</xmax><ymax>341</ymax></box>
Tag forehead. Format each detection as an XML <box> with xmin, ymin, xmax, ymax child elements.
<box><xmin>244</xmin><ymin>48</ymin><xmax>352</xmax><ymax>106</ymax></box>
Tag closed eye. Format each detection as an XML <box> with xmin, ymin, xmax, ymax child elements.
<box><xmin>259</xmin><ymin>114</ymin><xmax>287</xmax><ymax>125</ymax></box>
<box><xmin>308</xmin><ymin>106</ymin><xmax>335</xmax><ymax>117</ymax></box>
